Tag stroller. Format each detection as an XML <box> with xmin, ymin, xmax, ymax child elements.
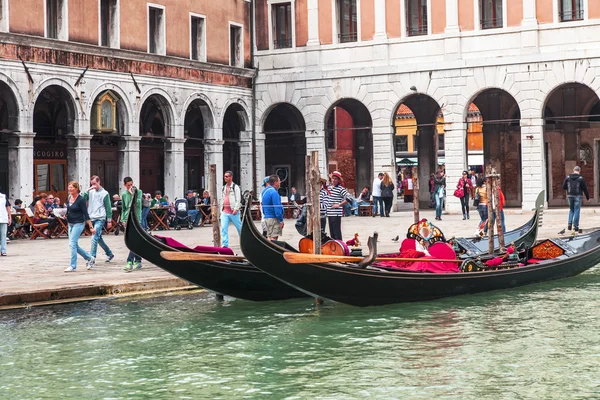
<box><xmin>172</xmin><ymin>198</ymin><xmax>193</xmax><ymax>230</ymax></box>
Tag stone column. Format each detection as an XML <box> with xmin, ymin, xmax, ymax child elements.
<box><xmin>520</xmin><ymin>118</ymin><xmax>545</xmax><ymax>210</ymax></box>
<box><xmin>205</xmin><ymin>139</ymin><xmax>224</xmax><ymax>201</ymax></box>
<box><xmin>305</xmin><ymin>129</ymin><xmax>327</xmax><ymax>175</ymax></box>
<box><xmin>8</xmin><ymin>132</ymin><xmax>35</xmax><ymax>205</ymax></box>
<box><xmin>67</xmin><ymin>134</ymin><xmax>92</xmax><ymax>185</ymax></box>
<box><xmin>118</xmin><ymin>136</ymin><xmax>141</xmax><ymax>193</ymax></box>
<box><xmin>521</xmin><ymin>0</ymin><xmax>539</xmax><ymax>49</ymax></box>
<box><xmin>239</xmin><ymin>133</ymin><xmax>253</xmax><ymax>192</ymax></box>
<box><xmin>371</xmin><ymin>123</ymin><xmax>396</xmax><ymax>208</ymax></box>
<box><xmin>164</xmin><ymin>137</ymin><xmax>186</xmax><ymax>199</ymax></box>
<box><xmin>443</xmin><ymin>118</ymin><xmax>468</xmax><ymax>214</ymax></box>
<box><xmin>306</xmin><ymin>0</ymin><xmax>320</xmax><ymax>46</ymax></box>
<box><xmin>373</xmin><ymin>0</ymin><xmax>387</xmax><ymax>41</ymax></box>
<box><xmin>254</xmin><ymin>134</ymin><xmax>266</xmax><ymax>191</ymax></box>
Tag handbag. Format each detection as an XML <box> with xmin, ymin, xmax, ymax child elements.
<box><xmin>453</xmin><ymin>188</ymin><xmax>464</xmax><ymax>198</ymax></box>
<box><xmin>473</xmin><ymin>190</ymin><xmax>481</xmax><ymax>207</ymax></box>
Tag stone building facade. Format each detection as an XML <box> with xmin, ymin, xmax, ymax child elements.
<box><xmin>0</xmin><ymin>0</ymin><xmax>253</xmax><ymax>205</ymax></box>
<box><xmin>253</xmin><ymin>0</ymin><xmax>600</xmax><ymax>211</ymax></box>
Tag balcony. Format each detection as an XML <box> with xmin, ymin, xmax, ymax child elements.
<box><xmin>338</xmin><ymin>32</ymin><xmax>357</xmax><ymax>43</ymax></box>
<box><xmin>559</xmin><ymin>9</ymin><xmax>584</xmax><ymax>22</ymax></box>
<box><xmin>407</xmin><ymin>23</ymin><xmax>428</xmax><ymax>37</ymax></box>
<box><xmin>273</xmin><ymin>38</ymin><xmax>292</xmax><ymax>49</ymax></box>
<box><xmin>481</xmin><ymin>17</ymin><xmax>503</xmax><ymax>29</ymax></box>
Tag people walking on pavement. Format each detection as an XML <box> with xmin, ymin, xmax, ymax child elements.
<box><xmin>64</xmin><ymin>181</ymin><xmax>96</xmax><ymax>272</ymax></box>
<box><xmin>372</xmin><ymin>173</ymin><xmax>383</xmax><ymax>217</ymax></box>
<box><xmin>141</xmin><ymin>192</ymin><xmax>151</xmax><ymax>230</ymax></box>
<box><xmin>475</xmin><ymin>178</ymin><xmax>489</xmax><ymax>235</ymax></box>
<box><xmin>261</xmin><ymin>175</ymin><xmax>285</xmax><ymax>241</ymax></box>
<box><xmin>562</xmin><ymin>165</ymin><xmax>590</xmax><ymax>233</ymax></box>
<box><xmin>434</xmin><ymin>170</ymin><xmax>446</xmax><ymax>221</ymax></box>
<box><xmin>380</xmin><ymin>173</ymin><xmax>395</xmax><ymax>217</ymax></box>
<box><xmin>326</xmin><ymin>171</ymin><xmax>349</xmax><ymax>240</ymax></box>
<box><xmin>221</xmin><ymin>170</ymin><xmax>242</xmax><ymax>248</ymax></box>
<box><xmin>0</xmin><ymin>189</ymin><xmax>11</xmax><ymax>256</ymax></box>
<box><xmin>121</xmin><ymin>177</ymin><xmax>143</xmax><ymax>272</ymax></box>
<box><xmin>455</xmin><ymin>170</ymin><xmax>473</xmax><ymax>220</ymax></box>
<box><xmin>85</xmin><ymin>175</ymin><xmax>115</xmax><ymax>268</ymax></box>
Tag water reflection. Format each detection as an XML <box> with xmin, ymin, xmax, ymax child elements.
<box><xmin>1</xmin><ymin>270</ymin><xmax>599</xmax><ymax>399</ymax></box>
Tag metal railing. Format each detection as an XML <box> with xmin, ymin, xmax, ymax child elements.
<box><xmin>338</xmin><ymin>32</ymin><xmax>358</xmax><ymax>43</ymax></box>
<box><xmin>407</xmin><ymin>23</ymin><xmax>428</xmax><ymax>37</ymax></box>
<box><xmin>481</xmin><ymin>17</ymin><xmax>503</xmax><ymax>29</ymax></box>
<box><xmin>559</xmin><ymin>8</ymin><xmax>584</xmax><ymax>21</ymax></box>
<box><xmin>273</xmin><ymin>38</ymin><xmax>292</xmax><ymax>49</ymax></box>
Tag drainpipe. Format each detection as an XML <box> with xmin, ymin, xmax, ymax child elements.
<box><xmin>250</xmin><ymin>0</ymin><xmax>257</xmax><ymax>197</ymax></box>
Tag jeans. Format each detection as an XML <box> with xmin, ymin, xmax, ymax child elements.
<box><xmin>354</xmin><ymin>201</ymin><xmax>371</xmax><ymax>216</ymax></box>
<box><xmin>127</xmin><ymin>251</ymin><xmax>142</xmax><ymax>263</ymax></box>
<box><xmin>188</xmin><ymin>210</ymin><xmax>201</xmax><ymax>226</ymax></box>
<box><xmin>141</xmin><ymin>207</ymin><xmax>150</xmax><ymax>230</ymax></box>
<box><xmin>460</xmin><ymin>194</ymin><xmax>470</xmax><ymax>217</ymax></box>
<box><xmin>90</xmin><ymin>219</ymin><xmax>114</xmax><ymax>259</ymax></box>
<box><xmin>490</xmin><ymin>211</ymin><xmax>507</xmax><ymax>234</ymax></box>
<box><xmin>68</xmin><ymin>223</ymin><xmax>91</xmax><ymax>269</ymax></box>
<box><xmin>344</xmin><ymin>198</ymin><xmax>357</xmax><ymax>216</ymax></box>
<box><xmin>435</xmin><ymin>194</ymin><xmax>444</xmax><ymax>218</ymax></box>
<box><xmin>568</xmin><ymin>196</ymin><xmax>582</xmax><ymax>229</ymax></box>
<box><xmin>0</xmin><ymin>223</ymin><xmax>7</xmax><ymax>254</ymax></box>
<box><xmin>372</xmin><ymin>196</ymin><xmax>381</xmax><ymax>215</ymax></box>
<box><xmin>478</xmin><ymin>204</ymin><xmax>489</xmax><ymax>233</ymax></box>
<box><xmin>221</xmin><ymin>212</ymin><xmax>242</xmax><ymax>248</ymax></box>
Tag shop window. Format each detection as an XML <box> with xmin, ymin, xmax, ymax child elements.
<box><xmin>229</xmin><ymin>24</ymin><xmax>243</xmax><ymax>67</ymax></box>
<box><xmin>35</xmin><ymin>161</ymin><xmax>67</xmax><ymax>195</ymax></box>
<box><xmin>413</xmin><ymin>135</ymin><xmax>418</xmax><ymax>151</ymax></box>
<box><xmin>480</xmin><ymin>0</ymin><xmax>503</xmax><ymax>29</ymax></box>
<box><xmin>406</xmin><ymin>0</ymin><xmax>427</xmax><ymax>36</ymax></box>
<box><xmin>272</xmin><ymin>3</ymin><xmax>292</xmax><ymax>49</ymax></box>
<box><xmin>438</xmin><ymin>133</ymin><xmax>445</xmax><ymax>151</ymax></box>
<box><xmin>190</xmin><ymin>15</ymin><xmax>206</xmax><ymax>61</ymax></box>
<box><xmin>560</xmin><ymin>0</ymin><xmax>584</xmax><ymax>21</ymax></box>
<box><xmin>91</xmin><ymin>91</ymin><xmax>118</xmax><ymax>134</ymax></box>
<box><xmin>396</xmin><ymin>135</ymin><xmax>408</xmax><ymax>152</ymax></box>
<box><xmin>337</xmin><ymin>0</ymin><xmax>357</xmax><ymax>43</ymax></box>
<box><xmin>148</xmin><ymin>4</ymin><xmax>166</xmax><ymax>55</ymax></box>
<box><xmin>46</xmin><ymin>0</ymin><xmax>67</xmax><ymax>40</ymax></box>
<box><xmin>100</xmin><ymin>0</ymin><xmax>119</xmax><ymax>48</ymax></box>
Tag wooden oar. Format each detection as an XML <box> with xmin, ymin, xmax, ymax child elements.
<box><xmin>283</xmin><ymin>252</ymin><xmax>463</xmax><ymax>264</ymax></box>
<box><xmin>160</xmin><ymin>251</ymin><xmax>246</xmax><ymax>261</ymax></box>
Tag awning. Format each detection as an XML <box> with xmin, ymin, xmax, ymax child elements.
<box><xmin>468</xmin><ymin>154</ymin><xmax>484</xmax><ymax>166</ymax></box>
<box><xmin>396</xmin><ymin>157</ymin><xmax>446</xmax><ymax>166</ymax></box>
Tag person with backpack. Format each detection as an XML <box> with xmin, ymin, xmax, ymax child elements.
<box><xmin>562</xmin><ymin>166</ymin><xmax>590</xmax><ymax>233</ymax></box>
<box><xmin>221</xmin><ymin>170</ymin><xmax>242</xmax><ymax>248</ymax></box>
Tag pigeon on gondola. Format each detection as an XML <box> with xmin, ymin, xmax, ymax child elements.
<box><xmin>391</xmin><ymin>235</ymin><xmax>399</xmax><ymax>242</ymax></box>
<box><xmin>558</xmin><ymin>228</ymin><xmax>566</xmax><ymax>235</ymax></box>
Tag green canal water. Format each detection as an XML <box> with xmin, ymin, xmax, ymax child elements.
<box><xmin>1</xmin><ymin>271</ymin><xmax>600</xmax><ymax>399</ymax></box>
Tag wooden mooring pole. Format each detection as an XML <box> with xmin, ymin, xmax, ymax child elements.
<box><xmin>412</xmin><ymin>166</ymin><xmax>419</xmax><ymax>224</ymax></box>
<box><xmin>209</xmin><ymin>164</ymin><xmax>221</xmax><ymax>248</ymax></box>
<box><xmin>310</xmin><ymin>151</ymin><xmax>321</xmax><ymax>255</ymax></box>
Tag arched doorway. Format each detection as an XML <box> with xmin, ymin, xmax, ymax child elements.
<box><xmin>33</xmin><ymin>85</ymin><xmax>76</xmax><ymax>202</ymax></box>
<box><xmin>324</xmin><ymin>99</ymin><xmax>373</xmax><ymax>195</ymax></box>
<box><xmin>0</xmin><ymin>80</ymin><xmax>18</xmax><ymax>194</ymax></box>
<box><xmin>184</xmin><ymin>99</ymin><xmax>211</xmax><ymax>191</ymax></box>
<box><xmin>264</xmin><ymin>103</ymin><xmax>306</xmax><ymax>197</ymax></box>
<box><xmin>139</xmin><ymin>94</ymin><xmax>171</xmax><ymax>195</ymax></box>
<box><xmin>223</xmin><ymin>104</ymin><xmax>245</xmax><ymax>185</ymax></box>
<box><xmin>90</xmin><ymin>90</ymin><xmax>126</xmax><ymax>196</ymax></box>
<box><xmin>468</xmin><ymin>89</ymin><xmax>522</xmax><ymax>207</ymax></box>
<box><xmin>544</xmin><ymin>83</ymin><xmax>600</xmax><ymax>206</ymax></box>
<box><xmin>393</xmin><ymin>94</ymin><xmax>442</xmax><ymax>205</ymax></box>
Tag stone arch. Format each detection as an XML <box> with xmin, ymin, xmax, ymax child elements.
<box><xmin>0</xmin><ymin>76</ymin><xmax>21</xmax><ymax>195</ymax></box>
<box><xmin>32</xmin><ymin>78</ymin><xmax>82</xmax><ymax>122</ymax></box>
<box><xmin>180</xmin><ymin>92</ymin><xmax>216</xmax><ymax>131</ymax></box>
<box><xmin>221</xmin><ymin>98</ymin><xmax>251</xmax><ymax>131</ymax></box>
<box><xmin>542</xmin><ymin>82</ymin><xmax>600</xmax><ymax>207</ymax></box>
<box><xmin>324</xmin><ymin>98</ymin><xmax>373</xmax><ymax>194</ymax></box>
<box><xmin>137</xmin><ymin>88</ymin><xmax>176</xmax><ymax>134</ymax></box>
<box><xmin>263</xmin><ymin>102</ymin><xmax>307</xmax><ymax>196</ymax></box>
<box><xmin>87</xmin><ymin>83</ymin><xmax>133</xmax><ymax>131</ymax></box>
<box><xmin>33</xmin><ymin>84</ymin><xmax>78</xmax><ymax>137</ymax></box>
<box><xmin>0</xmin><ymin>73</ymin><xmax>24</xmax><ymax>130</ymax></box>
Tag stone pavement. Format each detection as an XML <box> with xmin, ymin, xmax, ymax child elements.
<box><xmin>1</xmin><ymin>205</ymin><xmax>599</xmax><ymax>308</ymax></box>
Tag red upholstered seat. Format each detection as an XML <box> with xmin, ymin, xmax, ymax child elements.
<box><xmin>155</xmin><ymin>235</ymin><xmax>234</xmax><ymax>255</ymax></box>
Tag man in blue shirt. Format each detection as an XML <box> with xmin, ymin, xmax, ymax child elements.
<box><xmin>261</xmin><ymin>175</ymin><xmax>284</xmax><ymax>241</ymax></box>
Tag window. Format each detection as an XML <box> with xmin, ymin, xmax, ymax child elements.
<box><xmin>438</xmin><ymin>134</ymin><xmax>445</xmax><ymax>151</ymax></box>
<box><xmin>560</xmin><ymin>0</ymin><xmax>584</xmax><ymax>21</ymax></box>
<box><xmin>100</xmin><ymin>0</ymin><xmax>119</xmax><ymax>48</ymax></box>
<box><xmin>337</xmin><ymin>0</ymin><xmax>357</xmax><ymax>43</ymax></box>
<box><xmin>0</xmin><ymin>0</ymin><xmax>8</xmax><ymax>32</ymax></box>
<box><xmin>413</xmin><ymin>135</ymin><xmax>418</xmax><ymax>151</ymax></box>
<box><xmin>406</xmin><ymin>0</ymin><xmax>427</xmax><ymax>36</ymax></box>
<box><xmin>229</xmin><ymin>23</ymin><xmax>243</xmax><ymax>67</ymax></box>
<box><xmin>480</xmin><ymin>0</ymin><xmax>503</xmax><ymax>28</ymax></box>
<box><xmin>190</xmin><ymin>15</ymin><xmax>206</xmax><ymax>61</ymax></box>
<box><xmin>272</xmin><ymin>3</ymin><xmax>292</xmax><ymax>49</ymax></box>
<box><xmin>396</xmin><ymin>135</ymin><xmax>409</xmax><ymax>152</ymax></box>
<box><xmin>46</xmin><ymin>0</ymin><xmax>67</xmax><ymax>40</ymax></box>
<box><xmin>148</xmin><ymin>5</ymin><xmax>165</xmax><ymax>55</ymax></box>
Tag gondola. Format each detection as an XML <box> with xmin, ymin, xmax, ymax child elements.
<box><xmin>454</xmin><ymin>191</ymin><xmax>544</xmax><ymax>257</ymax></box>
<box><xmin>240</xmin><ymin>197</ymin><xmax>600</xmax><ymax>307</ymax></box>
<box><xmin>124</xmin><ymin>189</ymin><xmax>308</xmax><ymax>302</ymax></box>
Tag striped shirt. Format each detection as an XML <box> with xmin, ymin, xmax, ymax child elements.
<box><xmin>319</xmin><ymin>188</ymin><xmax>329</xmax><ymax>217</ymax></box>
<box><xmin>326</xmin><ymin>184</ymin><xmax>349</xmax><ymax>217</ymax></box>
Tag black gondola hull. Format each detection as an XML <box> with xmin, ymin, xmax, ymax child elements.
<box><xmin>124</xmin><ymin>191</ymin><xmax>308</xmax><ymax>302</ymax></box>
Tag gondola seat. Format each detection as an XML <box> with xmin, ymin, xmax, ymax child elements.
<box><xmin>154</xmin><ymin>235</ymin><xmax>234</xmax><ymax>255</ymax></box>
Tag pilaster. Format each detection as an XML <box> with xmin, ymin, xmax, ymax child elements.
<box><xmin>521</xmin><ymin>0</ymin><xmax>539</xmax><ymax>50</ymax></box>
<box><xmin>164</xmin><ymin>137</ymin><xmax>186</xmax><ymax>199</ymax></box>
<box><xmin>444</xmin><ymin>0</ymin><xmax>461</xmax><ymax>59</ymax></box>
<box><xmin>66</xmin><ymin>134</ymin><xmax>92</xmax><ymax>186</ymax></box>
<box><xmin>443</xmin><ymin>119</ymin><xmax>468</xmax><ymax>214</ymax></box>
<box><xmin>118</xmin><ymin>136</ymin><xmax>141</xmax><ymax>194</ymax></box>
<box><xmin>239</xmin><ymin>133</ymin><xmax>253</xmax><ymax>192</ymax></box>
<box><xmin>520</xmin><ymin>118</ymin><xmax>545</xmax><ymax>210</ymax></box>
<box><xmin>373</xmin><ymin>0</ymin><xmax>388</xmax><ymax>41</ymax></box>
<box><xmin>205</xmin><ymin>139</ymin><xmax>224</xmax><ymax>201</ymax></box>
<box><xmin>8</xmin><ymin>132</ymin><xmax>35</xmax><ymax>205</ymax></box>
<box><xmin>306</xmin><ymin>0</ymin><xmax>320</xmax><ymax>46</ymax></box>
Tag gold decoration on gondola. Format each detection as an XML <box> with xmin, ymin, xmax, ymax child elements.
<box><xmin>406</xmin><ymin>219</ymin><xmax>446</xmax><ymax>247</ymax></box>
<box><xmin>532</xmin><ymin>240</ymin><xmax>565</xmax><ymax>260</ymax></box>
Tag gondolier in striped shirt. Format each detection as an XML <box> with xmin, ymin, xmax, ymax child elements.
<box><xmin>326</xmin><ymin>171</ymin><xmax>349</xmax><ymax>240</ymax></box>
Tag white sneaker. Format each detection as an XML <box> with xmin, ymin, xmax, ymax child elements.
<box><xmin>64</xmin><ymin>266</ymin><xmax>76</xmax><ymax>272</ymax></box>
<box><xmin>105</xmin><ymin>254</ymin><xmax>115</xmax><ymax>263</ymax></box>
<box><xmin>86</xmin><ymin>256</ymin><xmax>96</xmax><ymax>270</ymax></box>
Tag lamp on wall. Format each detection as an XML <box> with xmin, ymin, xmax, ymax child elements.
<box><xmin>526</xmin><ymin>135</ymin><xmax>534</xmax><ymax>140</ymax></box>
<box><xmin>410</xmin><ymin>86</ymin><xmax>417</xmax><ymax>91</ymax></box>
